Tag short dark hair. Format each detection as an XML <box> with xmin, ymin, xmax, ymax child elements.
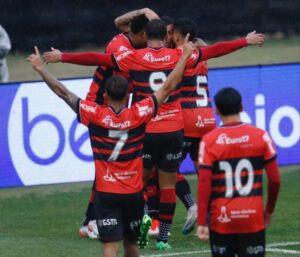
<box><xmin>145</xmin><ymin>19</ymin><xmax>167</xmax><ymax>40</ymax></box>
<box><xmin>161</xmin><ymin>15</ymin><xmax>174</xmax><ymax>26</ymax></box>
<box><xmin>105</xmin><ymin>76</ymin><xmax>128</xmax><ymax>101</ymax></box>
<box><xmin>173</xmin><ymin>18</ymin><xmax>197</xmax><ymax>41</ymax></box>
<box><xmin>214</xmin><ymin>87</ymin><xmax>242</xmax><ymax>116</ymax></box>
<box><xmin>131</xmin><ymin>14</ymin><xmax>149</xmax><ymax>34</ymax></box>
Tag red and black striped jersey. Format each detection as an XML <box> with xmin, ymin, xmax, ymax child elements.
<box><xmin>112</xmin><ymin>47</ymin><xmax>202</xmax><ymax>133</ymax></box>
<box><xmin>77</xmin><ymin>96</ymin><xmax>158</xmax><ymax>194</ymax></box>
<box><xmin>198</xmin><ymin>122</ymin><xmax>277</xmax><ymax>233</ymax></box>
<box><xmin>86</xmin><ymin>33</ymin><xmax>134</xmax><ymax>104</ymax></box>
<box><xmin>181</xmin><ymin>61</ymin><xmax>216</xmax><ymax>138</ymax></box>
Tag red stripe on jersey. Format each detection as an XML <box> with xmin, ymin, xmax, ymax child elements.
<box><xmin>212</xmin><ymin>182</ymin><xmax>262</xmax><ymax>193</ymax></box>
<box><xmin>92</xmin><ymin>144</ymin><xmax>143</xmax><ymax>155</ymax></box>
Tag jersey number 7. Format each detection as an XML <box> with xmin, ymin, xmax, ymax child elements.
<box><xmin>108</xmin><ymin>130</ymin><xmax>129</xmax><ymax>161</ymax></box>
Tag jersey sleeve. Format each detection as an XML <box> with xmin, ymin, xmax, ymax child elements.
<box><xmin>177</xmin><ymin>48</ymin><xmax>201</xmax><ymax>68</ymax></box>
<box><xmin>76</xmin><ymin>99</ymin><xmax>101</xmax><ymax>126</ymax></box>
<box><xmin>198</xmin><ymin>138</ymin><xmax>214</xmax><ymax>169</ymax></box>
<box><xmin>262</xmin><ymin>132</ymin><xmax>277</xmax><ymax>164</ymax></box>
<box><xmin>132</xmin><ymin>96</ymin><xmax>158</xmax><ymax>124</ymax></box>
<box><xmin>112</xmin><ymin>50</ymin><xmax>135</xmax><ymax>73</ymax></box>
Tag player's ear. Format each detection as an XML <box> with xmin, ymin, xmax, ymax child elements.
<box><xmin>103</xmin><ymin>92</ymin><xmax>108</xmax><ymax>101</ymax></box>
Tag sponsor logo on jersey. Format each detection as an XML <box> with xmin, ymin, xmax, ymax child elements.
<box><xmin>80</xmin><ymin>102</ymin><xmax>97</xmax><ymax>113</ymax></box>
<box><xmin>118</xmin><ymin>45</ymin><xmax>129</xmax><ymax>51</ymax></box>
<box><xmin>142</xmin><ymin>53</ymin><xmax>171</xmax><ymax>62</ymax></box>
<box><xmin>102</xmin><ymin>115</ymin><xmax>131</xmax><ymax>129</ymax></box>
<box><xmin>97</xmin><ymin>218</ymin><xmax>118</xmax><ymax>227</ymax></box>
<box><xmin>115</xmin><ymin>50</ymin><xmax>133</xmax><ymax>61</ymax></box>
<box><xmin>195</xmin><ymin>116</ymin><xmax>204</xmax><ymax>127</ymax></box>
<box><xmin>136</xmin><ymin>104</ymin><xmax>153</xmax><ymax>117</ymax></box>
<box><xmin>216</xmin><ymin>133</ymin><xmax>249</xmax><ymax>145</ymax></box>
<box><xmin>217</xmin><ymin>206</ymin><xmax>231</xmax><ymax>223</ymax></box>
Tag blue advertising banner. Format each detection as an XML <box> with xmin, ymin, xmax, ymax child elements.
<box><xmin>0</xmin><ymin>63</ymin><xmax>299</xmax><ymax>188</ymax></box>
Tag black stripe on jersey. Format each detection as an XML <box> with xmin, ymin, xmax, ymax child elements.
<box><xmin>211</xmin><ymin>188</ymin><xmax>263</xmax><ymax>199</ymax></box>
<box><xmin>181</xmin><ymin>101</ymin><xmax>212</xmax><ymax>109</ymax></box>
<box><xmin>264</xmin><ymin>155</ymin><xmax>277</xmax><ymax>164</ymax></box>
<box><xmin>88</xmin><ymin>123</ymin><xmax>146</xmax><ymax>139</ymax></box>
<box><xmin>135</xmin><ymin>91</ymin><xmax>181</xmax><ymax>103</ymax></box>
<box><xmin>76</xmin><ymin>98</ymin><xmax>82</xmax><ymax>123</ymax></box>
<box><xmin>91</xmin><ymin>136</ymin><xmax>144</xmax><ymax>151</ymax></box>
<box><xmin>130</xmin><ymin>70</ymin><xmax>172</xmax><ymax>83</ymax></box>
<box><xmin>111</xmin><ymin>54</ymin><xmax>121</xmax><ymax>71</ymax></box>
<box><xmin>212</xmin><ymin>156</ymin><xmax>265</xmax><ymax>175</ymax></box>
<box><xmin>199</xmin><ymin>164</ymin><xmax>213</xmax><ymax>170</ymax></box>
<box><xmin>180</xmin><ymin>76</ymin><xmax>197</xmax><ymax>87</ymax></box>
<box><xmin>212</xmin><ymin>174</ymin><xmax>263</xmax><ymax>188</ymax></box>
<box><xmin>93</xmin><ymin>148</ymin><xmax>143</xmax><ymax>162</ymax></box>
<box><xmin>95</xmin><ymin>66</ymin><xmax>108</xmax><ymax>78</ymax></box>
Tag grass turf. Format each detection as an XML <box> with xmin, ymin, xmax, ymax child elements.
<box><xmin>0</xmin><ymin>166</ymin><xmax>299</xmax><ymax>257</ymax></box>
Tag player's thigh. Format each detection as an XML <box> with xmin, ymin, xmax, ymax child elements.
<box><xmin>95</xmin><ymin>191</ymin><xmax>123</xmax><ymax>243</ymax></box>
<box><xmin>143</xmin><ymin>133</ymin><xmax>160</xmax><ymax>170</ymax></box>
<box><xmin>209</xmin><ymin>230</ymin><xmax>235</xmax><ymax>257</ymax></box>
<box><xmin>158</xmin><ymin>130</ymin><xmax>184</xmax><ymax>172</ymax></box>
<box><xmin>122</xmin><ymin>191</ymin><xmax>145</xmax><ymax>242</ymax></box>
<box><xmin>236</xmin><ymin>230</ymin><xmax>265</xmax><ymax>257</ymax></box>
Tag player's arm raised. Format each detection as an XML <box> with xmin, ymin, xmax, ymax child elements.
<box><xmin>154</xmin><ymin>35</ymin><xmax>194</xmax><ymax>107</ymax></box>
<box><xmin>27</xmin><ymin>46</ymin><xmax>79</xmax><ymax>112</ymax></box>
<box><xmin>199</xmin><ymin>31</ymin><xmax>265</xmax><ymax>61</ymax></box>
<box><xmin>115</xmin><ymin>8</ymin><xmax>159</xmax><ymax>32</ymax></box>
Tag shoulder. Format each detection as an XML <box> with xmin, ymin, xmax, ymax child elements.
<box><xmin>106</xmin><ymin>33</ymin><xmax>133</xmax><ymax>53</ymax></box>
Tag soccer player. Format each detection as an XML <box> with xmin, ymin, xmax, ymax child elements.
<box><xmin>197</xmin><ymin>87</ymin><xmax>281</xmax><ymax>257</ymax></box>
<box><xmin>28</xmin><ymin>40</ymin><xmax>193</xmax><ymax>257</ymax></box>
<box><xmin>46</xmin><ymin>13</ymin><xmax>154</xmax><ymax>239</ymax></box>
<box><xmin>43</xmin><ymin>19</ymin><xmax>265</xmax><ymax>249</ymax></box>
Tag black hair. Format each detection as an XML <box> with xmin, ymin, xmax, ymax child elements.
<box><xmin>105</xmin><ymin>76</ymin><xmax>128</xmax><ymax>101</ymax></box>
<box><xmin>214</xmin><ymin>87</ymin><xmax>242</xmax><ymax>116</ymax></box>
<box><xmin>173</xmin><ymin>18</ymin><xmax>197</xmax><ymax>41</ymax></box>
<box><xmin>145</xmin><ymin>19</ymin><xmax>167</xmax><ymax>40</ymax></box>
<box><xmin>161</xmin><ymin>15</ymin><xmax>174</xmax><ymax>26</ymax></box>
<box><xmin>131</xmin><ymin>14</ymin><xmax>149</xmax><ymax>34</ymax></box>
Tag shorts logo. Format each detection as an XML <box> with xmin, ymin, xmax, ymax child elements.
<box><xmin>142</xmin><ymin>154</ymin><xmax>152</xmax><ymax>160</ymax></box>
<box><xmin>130</xmin><ymin>220</ymin><xmax>141</xmax><ymax>230</ymax></box>
<box><xmin>98</xmin><ymin>218</ymin><xmax>118</xmax><ymax>227</ymax></box>
<box><xmin>217</xmin><ymin>206</ymin><xmax>231</xmax><ymax>223</ymax></box>
<box><xmin>246</xmin><ymin>245</ymin><xmax>264</xmax><ymax>255</ymax></box>
<box><xmin>212</xmin><ymin>244</ymin><xmax>226</xmax><ymax>254</ymax></box>
<box><xmin>166</xmin><ymin>152</ymin><xmax>182</xmax><ymax>161</ymax></box>
<box><xmin>216</xmin><ymin>133</ymin><xmax>249</xmax><ymax>145</ymax></box>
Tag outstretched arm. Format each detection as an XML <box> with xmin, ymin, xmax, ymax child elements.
<box><xmin>43</xmin><ymin>48</ymin><xmax>115</xmax><ymax>68</ymax></box>
<box><xmin>154</xmin><ymin>35</ymin><xmax>193</xmax><ymax>106</ymax></box>
<box><xmin>27</xmin><ymin>46</ymin><xmax>79</xmax><ymax>112</ymax></box>
<box><xmin>200</xmin><ymin>31</ymin><xmax>265</xmax><ymax>61</ymax></box>
<box><xmin>115</xmin><ymin>8</ymin><xmax>159</xmax><ymax>32</ymax></box>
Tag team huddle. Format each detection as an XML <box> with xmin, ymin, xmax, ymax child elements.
<box><xmin>27</xmin><ymin>7</ymin><xmax>280</xmax><ymax>257</ymax></box>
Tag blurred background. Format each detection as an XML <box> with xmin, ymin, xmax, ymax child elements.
<box><xmin>1</xmin><ymin>0</ymin><xmax>299</xmax><ymax>81</ymax></box>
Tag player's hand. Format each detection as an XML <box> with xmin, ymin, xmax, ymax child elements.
<box><xmin>197</xmin><ymin>225</ymin><xmax>209</xmax><ymax>242</ymax></box>
<box><xmin>245</xmin><ymin>31</ymin><xmax>265</xmax><ymax>46</ymax></box>
<box><xmin>141</xmin><ymin>8</ymin><xmax>159</xmax><ymax>20</ymax></box>
<box><xmin>26</xmin><ymin>46</ymin><xmax>44</xmax><ymax>72</ymax></box>
<box><xmin>43</xmin><ymin>47</ymin><xmax>62</xmax><ymax>63</ymax></box>
<box><xmin>182</xmin><ymin>33</ymin><xmax>195</xmax><ymax>58</ymax></box>
<box><xmin>264</xmin><ymin>211</ymin><xmax>272</xmax><ymax>228</ymax></box>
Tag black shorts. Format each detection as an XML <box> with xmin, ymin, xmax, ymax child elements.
<box><xmin>95</xmin><ymin>191</ymin><xmax>144</xmax><ymax>243</ymax></box>
<box><xmin>182</xmin><ymin>136</ymin><xmax>201</xmax><ymax>162</ymax></box>
<box><xmin>209</xmin><ymin>229</ymin><xmax>265</xmax><ymax>257</ymax></box>
<box><xmin>143</xmin><ymin>130</ymin><xmax>184</xmax><ymax>172</ymax></box>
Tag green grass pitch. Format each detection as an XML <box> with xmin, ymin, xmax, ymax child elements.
<box><xmin>0</xmin><ymin>166</ymin><xmax>299</xmax><ymax>257</ymax></box>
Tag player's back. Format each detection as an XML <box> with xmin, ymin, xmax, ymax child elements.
<box><xmin>78</xmin><ymin>97</ymin><xmax>156</xmax><ymax>194</ymax></box>
<box><xmin>200</xmin><ymin>122</ymin><xmax>276</xmax><ymax>234</ymax></box>
<box><xmin>114</xmin><ymin>47</ymin><xmax>199</xmax><ymax>133</ymax></box>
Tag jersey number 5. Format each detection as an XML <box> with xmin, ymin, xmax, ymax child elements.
<box><xmin>219</xmin><ymin>159</ymin><xmax>254</xmax><ymax>198</ymax></box>
<box><xmin>108</xmin><ymin>130</ymin><xmax>128</xmax><ymax>161</ymax></box>
<box><xmin>196</xmin><ymin>75</ymin><xmax>208</xmax><ymax>107</ymax></box>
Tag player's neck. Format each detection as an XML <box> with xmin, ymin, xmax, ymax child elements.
<box><xmin>108</xmin><ymin>101</ymin><xmax>127</xmax><ymax>113</ymax></box>
<box><xmin>175</xmin><ymin>39</ymin><xmax>185</xmax><ymax>48</ymax></box>
<box><xmin>148</xmin><ymin>39</ymin><xmax>165</xmax><ymax>48</ymax></box>
<box><xmin>221</xmin><ymin>114</ymin><xmax>241</xmax><ymax>125</ymax></box>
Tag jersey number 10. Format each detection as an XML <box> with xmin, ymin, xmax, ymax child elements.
<box><xmin>219</xmin><ymin>159</ymin><xmax>254</xmax><ymax>198</ymax></box>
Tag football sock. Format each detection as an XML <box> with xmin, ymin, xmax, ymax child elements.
<box><xmin>176</xmin><ymin>179</ymin><xmax>195</xmax><ymax>210</ymax></box>
<box><xmin>157</xmin><ymin>188</ymin><xmax>176</xmax><ymax>242</ymax></box>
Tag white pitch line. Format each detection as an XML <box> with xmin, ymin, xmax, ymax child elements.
<box><xmin>266</xmin><ymin>248</ymin><xmax>300</xmax><ymax>254</ymax></box>
<box><xmin>142</xmin><ymin>241</ymin><xmax>300</xmax><ymax>257</ymax></box>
